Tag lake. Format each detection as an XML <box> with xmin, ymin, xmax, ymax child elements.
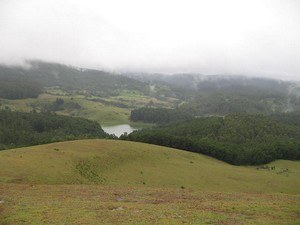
<box><xmin>102</xmin><ymin>124</ymin><xmax>138</xmax><ymax>137</ymax></box>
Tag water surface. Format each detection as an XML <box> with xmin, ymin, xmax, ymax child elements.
<box><xmin>102</xmin><ymin>124</ymin><xmax>137</xmax><ymax>137</ymax></box>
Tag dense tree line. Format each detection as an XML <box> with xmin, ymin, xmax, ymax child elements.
<box><xmin>0</xmin><ymin>66</ymin><xmax>43</xmax><ymax>99</ymax></box>
<box><xmin>271</xmin><ymin>110</ymin><xmax>300</xmax><ymax>128</ymax></box>
<box><xmin>186</xmin><ymin>89</ymin><xmax>289</xmax><ymax>115</ymax></box>
<box><xmin>0</xmin><ymin>110</ymin><xmax>107</xmax><ymax>150</ymax></box>
<box><xmin>123</xmin><ymin>113</ymin><xmax>300</xmax><ymax>165</ymax></box>
<box><xmin>130</xmin><ymin>107</ymin><xmax>194</xmax><ymax>124</ymax></box>
<box><xmin>41</xmin><ymin>98</ymin><xmax>82</xmax><ymax>113</ymax></box>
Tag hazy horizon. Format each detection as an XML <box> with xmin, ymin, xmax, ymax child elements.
<box><xmin>0</xmin><ymin>0</ymin><xmax>299</xmax><ymax>81</ymax></box>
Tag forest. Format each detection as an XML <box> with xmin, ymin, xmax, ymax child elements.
<box><xmin>130</xmin><ymin>107</ymin><xmax>194</xmax><ymax>124</ymax></box>
<box><xmin>124</xmin><ymin>112</ymin><xmax>300</xmax><ymax>165</ymax></box>
<box><xmin>0</xmin><ymin>110</ymin><xmax>107</xmax><ymax>150</ymax></box>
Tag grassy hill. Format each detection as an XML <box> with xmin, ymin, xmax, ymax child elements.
<box><xmin>1</xmin><ymin>139</ymin><xmax>299</xmax><ymax>194</ymax></box>
<box><xmin>1</xmin><ymin>139</ymin><xmax>299</xmax><ymax>225</ymax></box>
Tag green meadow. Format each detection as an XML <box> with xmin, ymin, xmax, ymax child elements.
<box><xmin>0</xmin><ymin>88</ymin><xmax>176</xmax><ymax>125</ymax></box>
<box><xmin>0</xmin><ymin>140</ymin><xmax>299</xmax><ymax>224</ymax></box>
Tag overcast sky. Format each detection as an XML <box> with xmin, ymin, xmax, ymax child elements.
<box><xmin>0</xmin><ymin>0</ymin><xmax>299</xmax><ymax>80</ymax></box>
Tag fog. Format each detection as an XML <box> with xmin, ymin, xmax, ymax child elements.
<box><xmin>0</xmin><ymin>0</ymin><xmax>299</xmax><ymax>80</ymax></box>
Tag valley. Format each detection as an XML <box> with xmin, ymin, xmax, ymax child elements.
<box><xmin>1</xmin><ymin>1</ymin><xmax>300</xmax><ymax>224</ymax></box>
<box><xmin>0</xmin><ymin>61</ymin><xmax>299</xmax><ymax>224</ymax></box>
<box><xmin>0</xmin><ymin>90</ymin><xmax>173</xmax><ymax>126</ymax></box>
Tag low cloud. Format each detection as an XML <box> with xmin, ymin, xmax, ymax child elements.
<box><xmin>0</xmin><ymin>0</ymin><xmax>299</xmax><ymax>80</ymax></box>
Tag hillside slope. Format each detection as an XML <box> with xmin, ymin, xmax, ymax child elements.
<box><xmin>130</xmin><ymin>74</ymin><xmax>300</xmax><ymax>118</ymax></box>
<box><xmin>0</xmin><ymin>61</ymin><xmax>149</xmax><ymax>99</ymax></box>
<box><xmin>0</xmin><ymin>139</ymin><xmax>299</xmax><ymax>194</ymax></box>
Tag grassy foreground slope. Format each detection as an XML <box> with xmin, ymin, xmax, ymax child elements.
<box><xmin>1</xmin><ymin>184</ymin><xmax>299</xmax><ymax>225</ymax></box>
<box><xmin>0</xmin><ymin>139</ymin><xmax>299</xmax><ymax>194</ymax></box>
<box><xmin>0</xmin><ymin>140</ymin><xmax>299</xmax><ymax>225</ymax></box>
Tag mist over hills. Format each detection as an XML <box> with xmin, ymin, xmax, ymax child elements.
<box><xmin>129</xmin><ymin>72</ymin><xmax>300</xmax><ymax>118</ymax></box>
<box><xmin>0</xmin><ymin>61</ymin><xmax>149</xmax><ymax>99</ymax></box>
<box><xmin>1</xmin><ymin>61</ymin><xmax>299</xmax><ymax>115</ymax></box>
<box><xmin>128</xmin><ymin>72</ymin><xmax>299</xmax><ymax>93</ymax></box>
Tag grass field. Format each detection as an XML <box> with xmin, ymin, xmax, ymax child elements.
<box><xmin>0</xmin><ymin>89</ymin><xmax>177</xmax><ymax>126</ymax></box>
<box><xmin>0</xmin><ymin>93</ymin><xmax>132</xmax><ymax>125</ymax></box>
<box><xmin>0</xmin><ymin>140</ymin><xmax>299</xmax><ymax>193</ymax></box>
<box><xmin>0</xmin><ymin>140</ymin><xmax>299</xmax><ymax>224</ymax></box>
<box><xmin>1</xmin><ymin>184</ymin><xmax>299</xmax><ymax>225</ymax></box>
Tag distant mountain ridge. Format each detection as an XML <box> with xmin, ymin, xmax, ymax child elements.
<box><xmin>129</xmin><ymin>73</ymin><xmax>300</xmax><ymax>120</ymax></box>
<box><xmin>0</xmin><ymin>61</ymin><xmax>150</xmax><ymax>99</ymax></box>
<box><xmin>127</xmin><ymin>72</ymin><xmax>298</xmax><ymax>93</ymax></box>
<box><xmin>1</xmin><ymin>60</ymin><xmax>299</xmax><ymax>116</ymax></box>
